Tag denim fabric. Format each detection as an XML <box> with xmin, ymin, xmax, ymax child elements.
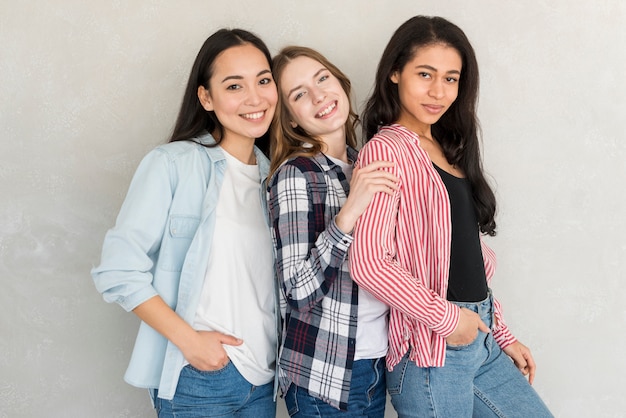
<box><xmin>283</xmin><ymin>357</ymin><xmax>386</xmax><ymax>417</ymax></box>
<box><xmin>92</xmin><ymin>133</ymin><xmax>275</xmax><ymax>399</ymax></box>
<box><xmin>152</xmin><ymin>362</ymin><xmax>275</xmax><ymax>418</ymax></box>
<box><xmin>387</xmin><ymin>295</ymin><xmax>553</xmax><ymax>418</ymax></box>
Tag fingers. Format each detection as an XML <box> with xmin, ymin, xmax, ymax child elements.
<box><xmin>359</xmin><ymin>177</ymin><xmax>399</xmax><ymax>196</ymax></box>
<box><xmin>477</xmin><ymin>318</ymin><xmax>491</xmax><ymax>334</ymax></box>
<box><xmin>447</xmin><ymin>308</ymin><xmax>492</xmax><ymax>346</ymax></box>
<box><xmin>356</xmin><ymin>160</ymin><xmax>395</xmax><ymax>172</ymax></box>
<box><xmin>219</xmin><ymin>333</ymin><xmax>243</xmax><ymax>346</ymax></box>
<box><xmin>184</xmin><ymin>331</ymin><xmax>236</xmax><ymax>371</ymax></box>
<box><xmin>352</xmin><ymin>161</ymin><xmax>399</xmax><ymax>196</ymax></box>
<box><xmin>523</xmin><ymin>349</ymin><xmax>537</xmax><ymax>385</ymax></box>
<box><xmin>504</xmin><ymin>341</ymin><xmax>537</xmax><ymax>385</ymax></box>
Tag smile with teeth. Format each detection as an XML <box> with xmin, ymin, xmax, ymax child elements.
<box><xmin>241</xmin><ymin>111</ymin><xmax>265</xmax><ymax>120</ymax></box>
<box><xmin>316</xmin><ymin>101</ymin><xmax>336</xmax><ymax>118</ymax></box>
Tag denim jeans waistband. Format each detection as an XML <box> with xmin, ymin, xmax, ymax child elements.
<box><xmin>450</xmin><ymin>290</ymin><xmax>494</xmax><ymax>326</ymax></box>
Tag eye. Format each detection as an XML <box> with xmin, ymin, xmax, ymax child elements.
<box><xmin>319</xmin><ymin>74</ymin><xmax>329</xmax><ymax>83</ymax></box>
<box><xmin>259</xmin><ymin>77</ymin><xmax>273</xmax><ymax>85</ymax></box>
<box><xmin>293</xmin><ymin>91</ymin><xmax>305</xmax><ymax>101</ymax></box>
<box><xmin>226</xmin><ymin>84</ymin><xmax>242</xmax><ymax>91</ymax></box>
<box><xmin>446</xmin><ymin>76</ymin><xmax>459</xmax><ymax>83</ymax></box>
<box><xmin>418</xmin><ymin>72</ymin><xmax>431</xmax><ymax>79</ymax></box>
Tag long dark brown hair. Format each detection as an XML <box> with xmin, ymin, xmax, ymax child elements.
<box><xmin>168</xmin><ymin>28</ymin><xmax>273</xmax><ymax>155</ymax></box>
<box><xmin>363</xmin><ymin>15</ymin><xmax>497</xmax><ymax>235</ymax></box>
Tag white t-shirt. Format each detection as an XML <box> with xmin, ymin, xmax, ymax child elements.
<box><xmin>192</xmin><ymin>148</ymin><xmax>276</xmax><ymax>385</ymax></box>
<box><xmin>327</xmin><ymin>154</ymin><xmax>389</xmax><ymax>360</ymax></box>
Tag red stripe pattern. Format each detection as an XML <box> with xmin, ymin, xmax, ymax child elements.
<box><xmin>350</xmin><ymin>124</ymin><xmax>516</xmax><ymax>371</ymax></box>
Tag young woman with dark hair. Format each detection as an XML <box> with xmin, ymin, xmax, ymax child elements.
<box><xmin>351</xmin><ymin>16</ymin><xmax>553</xmax><ymax>417</ymax></box>
<box><xmin>92</xmin><ymin>28</ymin><xmax>278</xmax><ymax>417</ymax></box>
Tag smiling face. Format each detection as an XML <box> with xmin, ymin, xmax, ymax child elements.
<box><xmin>197</xmin><ymin>43</ymin><xmax>277</xmax><ymax>144</ymax></box>
<box><xmin>278</xmin><ymin>55</ymin><xmax>350</xmax><ymax>145</ymax></box>
<box><xmin>391</xmin><ymin>43</ymin><xmax>462</xmax><ymax>136</ymax></box>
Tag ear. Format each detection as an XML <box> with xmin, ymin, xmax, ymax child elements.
<box><xmin>290</xmin><ymin>120</ymin><xmax>298</xmax><ymax>128</ymax></box>
<box><xmin>390</xmin><ymin>71</ymin><xmax>399</xmax><ymax>84</ymax></box>
<box><xmin>197</xmin><ymin>86</ymin><xmax>214</xmax><ymax>111</ymax></box>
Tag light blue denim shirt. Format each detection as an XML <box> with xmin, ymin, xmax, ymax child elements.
<box><xmin>91</xmin><ymin>132</ymin><xmax>271</xmax><ymax>400</ymax></box>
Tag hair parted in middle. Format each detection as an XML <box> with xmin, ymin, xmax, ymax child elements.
<box><xmin>269</xmin><ymin>46</ymin><xmax>359</xmax><ymax>178</ymax></box>
<box><xmin>363</xmin><ymin>15</ymin><xmax>497</xmax><ymax>236</ymax></box>
<box><xmin>168</xmin><ymin>28</ymin><xmax>273</xmax><ymax>153</ymax></box>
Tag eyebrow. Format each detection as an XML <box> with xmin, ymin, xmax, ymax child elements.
<box><xmin>287</xmin><ymin>67</ymin><xmax>327</xmax><ymax>98</ymax></box>
<box><xmin>221</xmin><ymin>69</ymin><xmax>272</xmax><ymax>84</ymax></box>
<box><xmin>416</xmin><ymin>64</ymin><xmax>461</xmax><ymax>75</ymax></box>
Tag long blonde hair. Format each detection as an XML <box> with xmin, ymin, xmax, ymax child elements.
<box><xmin>269</xmin><ymin>46</ymin><xmax>359</xmax><ymax>178</ymax></box>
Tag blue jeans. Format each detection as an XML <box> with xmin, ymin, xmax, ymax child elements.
<box><xmin>284</xmin><ymin>357</ymin><xmax>386</xmax><ymax>417</ymax></box>
<box><xmin>387</xmin><ymin>295</ymin><xmax>553</xmax><ymax>418</ymax></box>
<box><xmin>151</xmin><ymin>361</ymin><xmax>275</xmax><ymax>418</ymax></box>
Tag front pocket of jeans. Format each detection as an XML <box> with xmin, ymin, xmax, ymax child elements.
<box><xmin>446</xmin><ymin>333</ymin><xmax>481</xmax><ymax>351</ymax></box>
<box><xmin>185</xmin><ymin>360</ymin><xmax>231</xmax><ymax>375</ymax></box>
<box><xmin>386</xmin><ymin>356</ymin><xmax>409</xmax><ymax>395</ymax></box>
<box><xmin>285</xmin><ymin>385</ymin><xmax>300</xmax><ymax>416</ymax></box>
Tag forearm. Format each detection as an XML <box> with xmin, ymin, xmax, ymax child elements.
<box><xmin>275</xmin><ymin>218</ymin><xmax>351</xmax><ymax>310</ymax></box>
<box><xmin>269</xmin><ymin>163</ymin><xmax>352</xmax><ymax>310</ymax></box>
<box><xmin>350</xmin><ymin>233</ymin><xmax>459</xmax><ymax>337</ymax></box>
<box><xmin>132</xmin><ymin>295</ymin><xmax>198</xmax><ymax>352</ymax></box>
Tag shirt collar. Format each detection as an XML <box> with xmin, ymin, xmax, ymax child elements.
<box><xmin>312</xmin><ymin>146</ymin><xmax>358</xmax><ymax>172</ymax></box>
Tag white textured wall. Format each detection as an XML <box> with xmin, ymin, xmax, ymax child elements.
<box><xmin>1</xmin><ymin>1</ymin><xmax>624</xmax><ymax>417</ymax></box>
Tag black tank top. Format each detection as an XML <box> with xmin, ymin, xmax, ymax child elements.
<box><xmin>433</xmin><ymin>164</ymin><xmax>488</xmax><ymax>302</ymax></box>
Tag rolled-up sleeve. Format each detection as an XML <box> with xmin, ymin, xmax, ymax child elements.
<box><xmin>92</xmin><ymin>149</ymin><xmax>174</xmax><ymax>312</ymax></box>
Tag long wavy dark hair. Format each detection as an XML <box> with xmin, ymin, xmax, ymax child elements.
<box><xmin>363</xmin><ymin>15</ymin><xmax>497</xmax><ymax>236</ymax></box>
<box><xmin>168</xmin><ymin>28</ymin><xmax>272</xmax><ymax>155</ymax></box>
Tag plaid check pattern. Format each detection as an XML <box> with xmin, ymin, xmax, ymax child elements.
<box><xmin>267</xmin><ymin>148</ymin><xmax>359</xmax><ymax>411</ymax></box>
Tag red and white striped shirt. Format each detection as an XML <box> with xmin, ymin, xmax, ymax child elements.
<box><xmin>350</xmin><ymin>124</ymin><xmax>516</xmax><ymax>370</ymax></box>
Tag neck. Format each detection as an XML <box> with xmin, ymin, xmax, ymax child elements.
<box><xmin>320</xmin><ymin>129</ymin><xmax>348</xmax><ymax>163</ymax></box>
<box><xmin>396</xmin><ymin>116</ymin><xmax>432</xmax><ymax>141</ymax></box>
<box><xmin>219</xmin><ymin>135</ymin><xmax>256</xmax><ymax>165</ymax></box>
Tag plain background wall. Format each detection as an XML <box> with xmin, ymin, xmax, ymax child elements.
<box><xmin>1</xmin><ymin>1</ymin><xmax>625</xmax><ymax>416</ymax></box>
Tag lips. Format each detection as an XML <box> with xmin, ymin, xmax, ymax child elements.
<box><xmin>316</xmin><ymin>101</ymin><xmax>337</xmax><ymax>118</ymax></box>
<box><xmin>422</xmin><ymin>104</ymin><xmax>444</xmax><ymax>114</ymax></box>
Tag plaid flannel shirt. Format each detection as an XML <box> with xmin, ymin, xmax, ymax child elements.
<box><xmin>267</xmin><ymin>148</ymin><xmax>359</xmax><ymax>411</ymax></box>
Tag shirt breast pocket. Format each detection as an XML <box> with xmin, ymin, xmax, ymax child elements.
<box><xmin>158</xmin><ymin>215</ymin><xmax>200</xmax><ymax>272</ymax></box>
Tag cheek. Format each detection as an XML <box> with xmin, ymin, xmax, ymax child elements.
<box><xmin>448</xmin><ymin>89</ymin><xmax>459</xmax><ymax>104</ymax></box>
<box><xmin>268</xmin><ymin>89</ymin><xmax>279</xmax><ymax>106</ymax></box>
<box><xmin>210</xmin><ymin>97</ymin><xmax>238</xmax><ymax>116</ymax></box>
<box><xmin>285</xmin><ymin>103</ymin><xmax>304</xmax><ymax>124</ymax></box>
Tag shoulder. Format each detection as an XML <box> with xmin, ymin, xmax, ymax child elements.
<box><xmin>370</xmin><ymin>125</ymin><xmax>415</xmax><ymax>148</ymax></box>
<box><xmin>273</xmin><ymin>155</ymin><xmax>324</xmax><ymax>181</ymax></box>
<box><xmin>153</xmin><ymin>140</ymin><xmax>210</xmax><ymax>162</ymax></box>
<box><xmin>269</xmin><ymin>155</ymin><xmax>327</xmax><ymax>195</ymax></box>
<box><xmin>285</xmin><ymin>155</ymin><xmax>325</xmax><ymax>173</ymax></box>
<box><xmin>360</xmin><ymin>126</ymin><xmax>404</xmax><ymax>161</ymax></box>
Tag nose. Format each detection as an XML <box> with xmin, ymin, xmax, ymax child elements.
<box><xmin>246</xmin><ymin>85</ymin><xmax>262</xmax><ymax>106</ymax></box>
<box><xmin>429</xmin><ymin>80</ymin><xmax>444</xmax><ymax>100</ymax></box>
<box><xmin>311</xmin><ymin>85</ymin><xmax>325</xmax><ymax>104</ymax></box>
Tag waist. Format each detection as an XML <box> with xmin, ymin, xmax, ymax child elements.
<box><xmin>449</xmin><ymin>290</ymin><xmax>494</xmax><ymax>328</ymax></box>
